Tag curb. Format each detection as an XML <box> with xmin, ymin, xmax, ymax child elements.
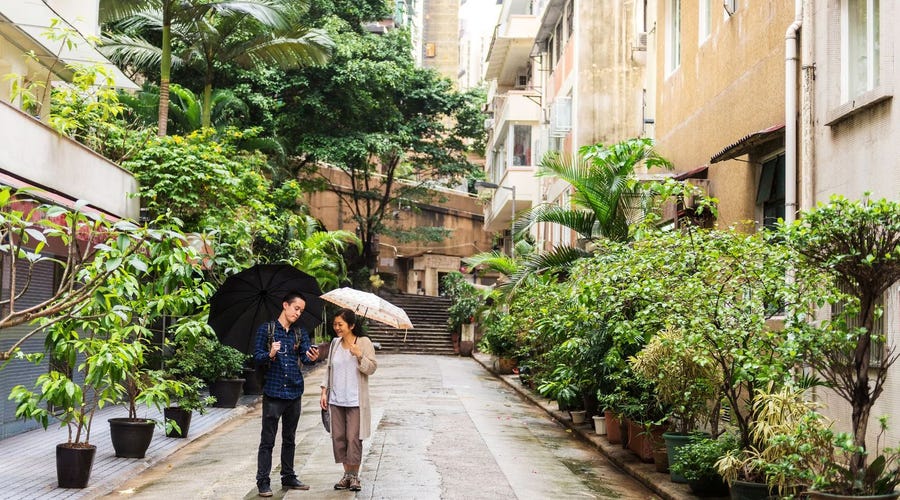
<box><xmin>471</xmin><ymin>353</ymin><xmax>699</xmax><ymax>500</ymax></box>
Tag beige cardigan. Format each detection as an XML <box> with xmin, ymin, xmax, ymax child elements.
<box><xmin>321</xmin><ymin>336</ymin><xmax>377</xmax><ymax>439</ymax></box>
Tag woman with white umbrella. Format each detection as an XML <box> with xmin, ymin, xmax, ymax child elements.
<box><xmin>319</xmin><ymin>309</ymin><xmax>377</xmax><ymax>491</ymax></box>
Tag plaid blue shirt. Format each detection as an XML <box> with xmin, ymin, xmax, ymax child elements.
<box><xmin>253</xmin><ymin>320</ymin><xmax>315</xmax><ymax>400</ymax></box>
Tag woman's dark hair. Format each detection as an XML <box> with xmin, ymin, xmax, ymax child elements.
<box><xmin>335</xmin><ymin>309</ymin><xmax>367</xmax><ymax>337</ymax></box>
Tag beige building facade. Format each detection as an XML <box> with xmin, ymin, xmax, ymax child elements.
<box><xmin>647</xmin><ymin>0</ymin><xmax>794</xmax><ymax>231</ymax></box>
<box><xmin>645</xmin><ymin>0</ymin><xmax>900</xmax><ymax>448</ymax></box>
<box><xmin>305</xmin><ymin>167</ymin><xmax>492</xmax><ymax>296</ymax></box>
<box><xmin>421</xmin><ymin>0</ymin><xmax>460</xmax><ymax>81</ymax></box>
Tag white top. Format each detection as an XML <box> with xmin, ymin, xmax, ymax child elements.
<box><xmin>329</xmin><ymin>344</ymin><xmax>360</xmax><ymax>407</ymax></box>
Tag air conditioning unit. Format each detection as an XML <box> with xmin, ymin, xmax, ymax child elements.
<box><xmin>514</xmin><ymin>72</ymin><xmax>528</xmax><ymax>89</ymax></box>
<box><xmin>634</xmin><ymin>32</ymin><xmax>648</xmax><ymax>51</ymax></box>
<box><xmin>483</xmin><ymin>118</ymin><xmax>494</xmax><ymax>130</ymax></box>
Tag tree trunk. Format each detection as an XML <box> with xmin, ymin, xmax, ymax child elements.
<box><xmin>202</xmin><ymin>79</ymin><xmax>213</xmax><ymax>129</ymax></box>
<box><xmin>157</xmin><ymin>18</ymin><xmax>171</xmax><ymax>136</ymax></box>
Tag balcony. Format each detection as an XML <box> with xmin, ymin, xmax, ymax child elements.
<box><xmin>0</xmin><ymin>101</ymin><xmax>139</xmax><ymax>219</ymax></box>
<box><xmin>0</xmin><ymin>3</ymin><xmax>138</xmax><ymax>90</ymax></box>
<box><xmin>487</xmin><ymin>91</ymin><xmax>541</xmax><ymax>152</ymax></box>
<box><xmin>484</xmin><ymin>14</ymin><xmax>539</xmax><ymax>86</ymax></box>
<box><xmin>480</xmin><ymin>170</ymin><xmax>537</xmax><ymax>232</ymax></box>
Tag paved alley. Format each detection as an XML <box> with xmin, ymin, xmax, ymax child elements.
<box><xmin>102</xmin><ymin>355</ymin><xmax>658</xmax><ymax>500</ymax></box>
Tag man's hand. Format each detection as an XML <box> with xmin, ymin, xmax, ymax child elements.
<box><xmin>269</xmin><ymin>341</ymin><xmax>281</xmax><ymax>358</ymax></box>
<box><xmin>306</xmin><ymin>345</ymin><xmax>319</xmax><ymax>362</ymax></box>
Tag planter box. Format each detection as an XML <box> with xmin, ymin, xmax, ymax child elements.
<box><xmin>605</xmin><ymin>411</ymin><xmax>622</xmax><ymax>444</ymax></box>
<box><xmin>626</xmin><ymin>419</ymin><xmax>666</xmax><ymax>463</ymax></box>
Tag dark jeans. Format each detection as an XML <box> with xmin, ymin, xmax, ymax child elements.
<box><xmin>256</xmin><ymin>395</ymin><xmax>302</xmax><ymax>486</ymax></box>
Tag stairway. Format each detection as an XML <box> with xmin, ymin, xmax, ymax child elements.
<box><xmin>364</xmin><ymin>292</ymin><xmax>456</xmax><ymax>355</ymax></box>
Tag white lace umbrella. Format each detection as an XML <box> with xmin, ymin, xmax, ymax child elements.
<box><xmin>320</xmin><ymin>288</ymin><xmax>414</xmax><ymax>331</ymax></box>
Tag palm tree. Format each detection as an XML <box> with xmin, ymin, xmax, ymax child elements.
<box><xmin>102</xmin><ymin>0</ymin><xmax>332</xmax><ymax>130</ymax></box>
<box><xmin>120</xmin><ymin>82</ymin><xmax>249</xmax><ymax>133</ymax></box>
<box><xmin>517</xmin><ymin>137</ymin><xmax>671</xmax><ymax>243</ymax></box>
<box><xmin>289</xmin><ymin>215</ymin><xmax>361</xmax><ymax>291</ymax></box>
<box><xmin>507</xmin><ymin>138</ymin><xmax>671</xmax><ymax>286</ymax></box>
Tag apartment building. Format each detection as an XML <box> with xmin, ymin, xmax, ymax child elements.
<box><xmin>481</xmin><ymin>0</ymin><xmax>645</xmax><ymax>252</ymax></box>
<box><xmin>480</xmin><ymin>0</ymin><xmax>540</xmax><ymax>254</ymax></box>
<box><xmin>647</xmin><ymin>0</ymin><xmax>899</xmax><ymax>446</ymax></box>
<box><xmin>0</xmin><ymin>0</ymin><xmax>138</xmax><ymax>439</ymax></box>
<box><xmin>805</xmin><ymin>0</ymin><xmax>900</xmax><ymax>445</ymax></box>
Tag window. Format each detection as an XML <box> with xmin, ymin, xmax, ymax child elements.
<box><xmin>844</xmin><ymin>0</ymin><xmax>880</xmax><ymax>100</ymax></box>
<box><xmin>549</xmin><ymin>96</ymin><xmax>572</xmax><ymax>137</ymax></box>
<box><xmin>425</xmin><ymin>43</ymin><xmax>436</xmax><ymax>58</ymax></box>
<box><xmin>668</xmin><ymin>0</ymin><xmax>681</xmax><ymax>73</ymax></box>
<box><xmin>512</xmin><ymin>125</ymin><xmax>532</xmax><ymax>166</ymax></box>
<box><xmin>832</xmin><ymin>283</ymin><xmax>889</xmax><ymax>367</ymax></box>
<box><xmin>566</xmin><ymin>0</ymin><xmax>574</xmax><ymax>39</ymax></box>
<box><xmin>757</xmin><ymin>154</ymin><xmax>785</xmax><ymax>230</ymax></box>
<box><xmin>699</xmin><ymin>0</ymin><xmax>711</xmax><ymax>42</ymax></box>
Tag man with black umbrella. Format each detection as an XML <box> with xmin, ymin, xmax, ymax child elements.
<box><xmin>252</xmin><ymin>292</ymin><xmax>320</xmax><ymax>497</ymax></box>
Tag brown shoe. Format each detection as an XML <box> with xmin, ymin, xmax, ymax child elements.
<box><xmin>334</xmin><ymin>474</ymin><xmax>352</xmax><ymax>490</ymax></box>
<box><xmin>349</xmin><ymin>476</ymin><xmax>361</xmax><ymax>492</ymax></box>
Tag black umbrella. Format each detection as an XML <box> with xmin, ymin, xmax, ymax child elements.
<box><xmin>208</xmin><ymin>264</ymin><xmax>324</xmax><ymax>354</ymax></box>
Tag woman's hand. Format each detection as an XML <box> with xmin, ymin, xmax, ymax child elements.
<box><xmin>320</xmin><ymin>388</ymin><xmax>328</xmax><ymax>410</ymax></box>
<box><xmin>349</xmin><ymin>343</ymin><xmax>362</xmax><ymax>359</ymax></box>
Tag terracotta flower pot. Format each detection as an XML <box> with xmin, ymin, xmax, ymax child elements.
<box><xmin>605</xmin><ymin>411</ymin><xmax>622</xmax><ymax>444</ymax></box>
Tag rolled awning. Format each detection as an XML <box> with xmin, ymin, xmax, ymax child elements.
<box><xmin>710</xmin><ymin>124</ymin><xmax>785</xmax><ymax>163</ymax></box>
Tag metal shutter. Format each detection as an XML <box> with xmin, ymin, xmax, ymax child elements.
<box><xmin>0</xmin><ymin>259</ymin><xmax>57</xmax><ymax>440</ymax></box>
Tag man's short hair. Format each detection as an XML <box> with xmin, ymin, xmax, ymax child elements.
<box><xmin>282</xmin><ymin>292</ymin><xmax>306</xmax><ymax>305</ymax></box>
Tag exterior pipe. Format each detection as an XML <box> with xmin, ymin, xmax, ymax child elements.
<box><xmin>784</xmin><ymin>0</ymin><xmax>802</xmax><ymax>224</ymax></box>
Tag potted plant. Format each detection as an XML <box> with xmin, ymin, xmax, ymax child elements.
<box><xmin>537</xmin><ymin>364</ymin><xmax>579</xmax><ymax>413</ymax></box>
<box><xmin>671</xmin><ymin>435</ymin><xmax>736</xmax><ymax>497</ymax></box>
<box><xmin>765</xmin><ymin>411</ymin><xmax>900</xmax><ymax>499</ymax></box>
<box><xmin>443</xmin><ymin>272</ymin><xmax>483</xmax><ymax>356</ymax></box>
<box><xmin>478</xmin><ymin>309</ymin><xmax>518</xmax><ymax>374</ymax></box>
<box><xmin>631</xmin><ymin>327</ymin><xmax>721</xmax><ymax>471</ymax></box>
<box><xmin>108</xmin><ymin>365</ymin><xmax>192</xmax><ymax>458</ymax></box>
<box><xmin>9</xmin><ymin>323</ymin><xmax>131</xmax><ymax>488</ymax></box>
<box><xmin>716</xmin><ymin>384</ymin><xmax>816</xmax><ymax>499</ymax></box>
<box><xmin>191</xmin><ymin>336</ymin><xmax>248</xmax><ymax>408</ymax></box>
<box><xmin>163</xmin><ymin>377</ymin><xmax>216</xmax><ymax>438</ymax></box>
<box><xmin>783</xmin><ymin>196</ymin><xmax>900</xmax><ymax>497</ymax></box>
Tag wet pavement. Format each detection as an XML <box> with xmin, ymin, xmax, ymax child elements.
<box><xmin>101</xmin><ymin>355</ymin><xmax>659</xmax><ymax>499</ymax></box>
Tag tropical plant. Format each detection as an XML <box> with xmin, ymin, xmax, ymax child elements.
<box><xmin>120</xmin><ymin>83</ymin><xmax>251</xmax><ymax>134</ymax></box>
<box><xmin>783</xmin><ymin>195</ymin><xmax>900</xmax><ymax>479</ymax></box>
<box><xmin>630</xmin><ymin>327</ymin><xmax>722</xmax><ymax>434</ymax></box>
<box><xmin>102</xmin><ymin>0</ymin><xmax>333</xmax><ymax>130</ymax></box>
<box><xmin>507</xmin><ymin>138</ymin><xmax>671</xmax><ymax>287</ymax></box>
<box><xmin>715</xmin><ymin>385</ymin><xmax>822</xmax><ymax>494</ymax></box>
<box><xmin>7</xmin><ymin>215</ymin><xmax>212</xmax><ymax>444</ymax></box>
<box><xmin>672</xmin><ymin>435</ymin><xmax>738</xmax><ymax>482</ymax></box>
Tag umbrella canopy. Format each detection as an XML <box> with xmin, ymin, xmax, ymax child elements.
<box><xmin>208</xmin><ymin>264</ymin><xmax>324</xmax><ymax>354</ymax></box>
<box><xmin>320</xmin><ymin>288</ymin><xmax>413</xmax><ymax>330</ymax></box>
